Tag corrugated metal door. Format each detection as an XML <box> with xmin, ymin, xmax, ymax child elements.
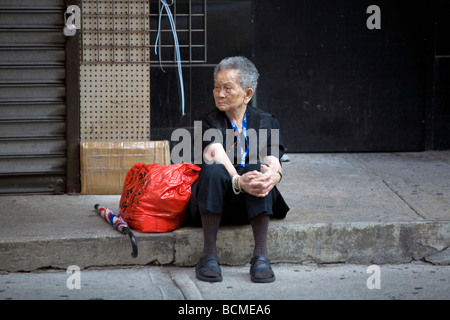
<box><xmin>0</xmin><ymin>0</ymin><xmax>78</xmax><ymax>194</ymax></box>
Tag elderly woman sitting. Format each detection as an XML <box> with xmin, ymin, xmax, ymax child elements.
<box><xmin>187</xmin><ymin>56</ymin><xmax>289</xmax><ymax>283</ymax></box>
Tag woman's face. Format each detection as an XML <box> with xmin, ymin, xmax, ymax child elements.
<box><xmin>213</xmin><ymin>69</ymin><xmax>252</xmax><ymax>114</ymax></box>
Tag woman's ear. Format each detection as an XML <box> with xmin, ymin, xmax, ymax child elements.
<box><xmin>244</xmin><ymin>88</ymin><xmax>254</xmax><ymax>104</ymax></box>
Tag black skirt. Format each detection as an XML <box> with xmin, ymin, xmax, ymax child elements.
<box><xmin>186</xmin><ymin>162</ymin><xmax>290</xmax><ymax>226</ymax></box>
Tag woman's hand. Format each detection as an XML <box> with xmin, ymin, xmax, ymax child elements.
<box><xmin>240</xmin><ymin>170</ymin><xmax>268</xmax><ymax>197</ymax></box>
<box><xmin>240</xmin><ymin>156</ymin><xmax>282</xmax><ymax>197</ymax></box>
<box><xmin>262</xmin><ymin>156</ymin><xmax>283</xmax><ymax>187</ymax></box>
<box><xmin>205</xmin><ymin>143</ymin><xmax>282</xmax><ymax>197</ymax></box>
<box><xmin>240</xmin><ymin>167</ymin><xmax>275</xmax><ymax>197</ymax></box>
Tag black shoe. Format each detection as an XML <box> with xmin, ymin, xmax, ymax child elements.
<box><xmin>195</xmin><ymin>254</ymin><xmax>223</xmax><ymax>282</ymax></box>
<box><xmin>250</xmin><ymin>255</ymin><xmax>275</xmax><ymax>283</ymax></box>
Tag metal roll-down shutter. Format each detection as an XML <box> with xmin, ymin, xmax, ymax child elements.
<box><xmin>0</xmin><ymin>0</ymin><xmax>68</xmax><ymax>193</ymax></box>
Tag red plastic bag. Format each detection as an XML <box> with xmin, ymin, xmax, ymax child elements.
<box><xmin>119</xmin><ymin>162</ymin><xmax>200</xmax><ymax>233</ymax></box>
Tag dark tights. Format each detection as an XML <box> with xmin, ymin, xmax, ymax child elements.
<box><xmin>201</xmin><ymin>212</ymin><xmax>271</xmax><ymax>279</ymax></box>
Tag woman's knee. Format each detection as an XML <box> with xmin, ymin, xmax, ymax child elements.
<box><xmin>199</xmin><ymin>162</ymin><xmax>230</xmax><ymax>182</ymax></box>
<box><xmin>240</xmin><ymin>162</ymin><xmax>261</xmax><ymax>174</ymax></box>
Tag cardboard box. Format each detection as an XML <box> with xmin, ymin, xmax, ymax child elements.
<box><xmin>80</xmin><ymin>141</ymin><xmax>170</xmax><ymax>195</ymax></box>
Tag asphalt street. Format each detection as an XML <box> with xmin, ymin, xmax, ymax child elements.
<box><xmin>1</xmin><ymin>262</ymin><xmax>448</xmax><ymax>301</ymax></box>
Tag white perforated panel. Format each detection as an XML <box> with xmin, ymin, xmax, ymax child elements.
<box><xmin>80</xmin><ymin>0</ymin><xmax>151</xmax><ymax>141</ymax></box>
<box><xmin>80</xmin><ymin>64</ymin><xmax>150</xmax><ymax>141</ymax></box>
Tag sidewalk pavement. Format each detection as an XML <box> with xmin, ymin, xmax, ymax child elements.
<box><xmin>1</xmin><ymin>152</ymin><xmax>450</xmax><ymax>272</ymax></box>
<box><xmin>2</xmin><ymin>263</ymin><xmax>449</xmax><ymax>300</ymax></box>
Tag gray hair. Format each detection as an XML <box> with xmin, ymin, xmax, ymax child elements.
<box><xmin>214</xmin><ymin>56</ymin><xmax>259</xmax><ymax>91</ymax></box>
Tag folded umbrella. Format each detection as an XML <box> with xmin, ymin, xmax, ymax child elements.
<box><xmin>94</xmin><ymin>204</ymin><xmax>138</xmax><ymax>258</ymax></box>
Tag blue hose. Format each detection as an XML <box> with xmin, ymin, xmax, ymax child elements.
<box><xmin>155</xmin><ymin>0</ymin><xmax>186</xmax><ymax>116</ymax></box>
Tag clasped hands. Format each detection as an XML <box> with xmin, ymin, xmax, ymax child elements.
<box><xmin>239</xmin><ymin>162</ymin><xmax>279</xmax><ymax>198</ymax></box>
<box><xmin>204</xmin><ymin>143</ymin><xmax>282</xmax><ymax>198</ymax></box>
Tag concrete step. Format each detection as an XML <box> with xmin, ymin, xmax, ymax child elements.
<box><xmin>1</xmin><ymin>152</ymin><xmax>449</xmax><ymax>272</ymax></box>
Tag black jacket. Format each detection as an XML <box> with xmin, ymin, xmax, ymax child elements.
<box><xmin>199</xmin><ymin>106</ymin><xmax>286</xmax><ymax>167</ymax></box>
<box><xmin>196</xmin><ymin>106</ymin><xmax>289</xmax><ymax>219</ymax></box>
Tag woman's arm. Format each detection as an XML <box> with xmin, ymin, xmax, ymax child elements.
<box><xmin>203</xmin><ymin>144</ymin><xmax>282</xmax><ymax>198</ymax></box>
<box><xmin>203</xmin><ymin>143</ymin><xmax>262</xmax><ymax>196</ymax></box>
<box><xmin>263</xmin><ymin>155</ymin><xmax>283</xmax><ymax>187</ymax></box>
<box><xmin>203</xmin><ymin>142</ymin><xmax>238</xmax><ymax>177</ymax></box>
